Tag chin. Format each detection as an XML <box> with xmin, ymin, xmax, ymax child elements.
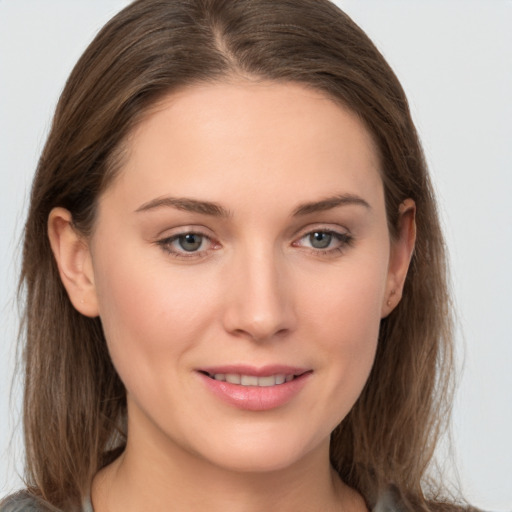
<box><xmin>191</xmin><ymin>429</ymin><xmax>328</xmax><ymax>475</ymax></box>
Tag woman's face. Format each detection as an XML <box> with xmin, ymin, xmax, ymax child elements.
<box><xmin>57</xmin><ymin>81</ymin><xmax>413</xmax><ymax>473</ymax></box>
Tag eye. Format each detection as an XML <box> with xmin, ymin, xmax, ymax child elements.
<box><xmin>293</xmin><ymin>228</ymin><xmax>353</xmax><ymax>255</ymax></box>
<box><xmin>157</xmin><ymin>230</ymin><xmax>218</xmax><ymax>258</ymax></box>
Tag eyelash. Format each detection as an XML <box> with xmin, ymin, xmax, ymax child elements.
<box><xmin>156</xmin><ymin>230</ymin><xmax>216</xmax><ymax>259</ymax></box>
<box><xmin>292</xmin><ymin>230</ymin><xmax>354</xmax><ymax>257</ymax></box>
<box><xmin>156</xmin><ymin>228</ymin><xmax>354</xmax><ymax>259</ymax></box>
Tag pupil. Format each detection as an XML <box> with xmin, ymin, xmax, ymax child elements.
<box><xmin>179</xmin><ymin>234</ymin><xmax>202</xmax><ymax>252</ymax></box>
<box><xmin>310</xmin><ymin>232</ymin><xmax>332</xmax><ymax>249</ymax></box>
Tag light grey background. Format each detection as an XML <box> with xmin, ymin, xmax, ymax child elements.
<box><xmin>1</xmin><ymin>1</ymin><xmax>511</xmax><ymax>510</ymax></box>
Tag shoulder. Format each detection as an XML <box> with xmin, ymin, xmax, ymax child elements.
<box><xmin>373</xmin><ymin>487</ymin><xmax>485</xmax><ymax>512</ymax></box>
<box><xmin>0</xmin><ymin>492</ymin><xmax>55</xmax><ymax>512</ymax></box>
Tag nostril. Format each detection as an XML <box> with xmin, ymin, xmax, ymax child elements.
<box><xmin>221</xmin><ymin>281</ymin><xmax>297</xmax><ymax>341</ymax></box>
<box><xmin>231</xmin><ymin>325</ymin><xmax>290</xmax><ymax>342</ymax></box>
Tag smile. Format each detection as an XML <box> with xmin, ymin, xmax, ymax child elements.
<box><xmin>206</xmin><ymin>373</ymin><xmax>296</xmax><ymax>386</ymax></box>
<box><xmin>198</xmin><ymin>367</ymin><xmax>312</xmax><ymax>411</ymax></box>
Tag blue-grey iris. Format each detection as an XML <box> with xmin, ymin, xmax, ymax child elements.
<box><xmin>178</xmin><ymin>234</ymin><xmax>203</xmax><ymax>252</ymax></box>
<box><xmin>309</xmin><ymin>232</ymin><xmax>332</xmax><ymax>249</ymax></box>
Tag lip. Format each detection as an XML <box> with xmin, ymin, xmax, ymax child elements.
<box><xmin>197</xmin><ymin>365</ymin><xmax>312</xmax><ymax>411</ymax></box>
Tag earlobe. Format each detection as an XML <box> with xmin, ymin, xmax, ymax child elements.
<box><xmin>47</xmin><ymin>207</ymin><xmax>99</xmax><ymax>317</ymax></box>
<box><xmin>381</xmin><ymin>199</ymin><xmax>416</xmax><ymax>317</ymax></box>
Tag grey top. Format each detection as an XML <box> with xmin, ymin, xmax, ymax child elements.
<box><xmin>0</xmin><ymin>492</ymin><xmax>93</xmax><ymax>512</ymax></box>
<box><xmin>0</xmin><ymin>487</ymin><xmax>418</xmax><ymax>512</ymax></box>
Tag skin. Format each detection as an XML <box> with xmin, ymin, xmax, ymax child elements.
<box><xmin>48</xmin><ymin>80</ymin><xmax>415</xmax><ymax>512</ymax></box>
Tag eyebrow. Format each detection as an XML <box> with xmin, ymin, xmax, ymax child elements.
<box><xmin>135</xmin><ymin>193</ymin><xmax>370</xmax><ymax>217</ymax></box>
<box><xmin>135</xmin><ymin>196</ymin><xmax>231</xmax><ymax>217</ymax></box>
<box><xmin>292</xmin><ymin>194</ymin><xmax>371</xmax><ymax>216</ymax></box>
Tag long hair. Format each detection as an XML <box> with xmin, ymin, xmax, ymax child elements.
<box><xmin>20</xmin><ymin>0</ymin><xmax>456</xmax><ymax>509</ymax></box>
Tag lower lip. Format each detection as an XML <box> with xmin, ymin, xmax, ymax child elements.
<box><xmin>198</xmin><ymin>372</ymin><xmax>311</xmax><ymax>411</ymax></box>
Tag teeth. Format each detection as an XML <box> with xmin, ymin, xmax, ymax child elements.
<box><xmin>212</xmin><ymin>373</ymin><xmax>294</xmax><ymax>386</ymax></box>
<box><xmin>275</xmin><ymin>374</ymin><xmax>285</xmax><ymax>385</ymax></box>
<box><xmin>241</xmin><ymin>375</ymin><xmax>258</xmax><ymax>386</ymax></box>
<box><xmin>257</xmin><ymin>375</ymin><xmax>276</xmax><ymax>387</ymax></box>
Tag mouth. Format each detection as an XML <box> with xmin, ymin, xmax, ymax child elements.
<box><xmin>197</xmin><ymin>367</ymin><xmax>312</xmax><ymax>411</ymax></box>
<box><xmin>200</xmin><ymin>371</ymin><xmax>304</xmax><ymax>387</ymax></box>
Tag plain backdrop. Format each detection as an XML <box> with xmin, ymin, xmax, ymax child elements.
<box><xmin>1</xmin><ymin>1</ymin><xmax>511</xmax><ymax>510</ymax></box>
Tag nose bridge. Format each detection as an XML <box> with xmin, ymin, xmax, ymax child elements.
<box><xmin>223</xmin><ymin>240</ymin><xmax>295</xmax><ymax>341</ymax></box>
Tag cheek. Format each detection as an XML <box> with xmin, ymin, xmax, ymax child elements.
<box><xmin>300</xmin><ymin>256</ymin><xmax>387</xmax><ymax>417</ymax></box>
<box><xmin>91</xmin><ymin>247</ymin><xmax>220</xmax><ymax>389</ymax></box>
<box><xmin>320</xmin><ymin>276</ymin><xmax>382</xmax><ymax>371</ymax></box>
<box><xmin>302</xmin><ymin>252</ymin><xmax>387</xmax><ymax>344</ymax></box>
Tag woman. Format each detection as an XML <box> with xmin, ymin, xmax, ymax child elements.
<box><xmin>0</xmin><ymin>0</ymin><xmax>477</xmax><ymax>510</ymax></box>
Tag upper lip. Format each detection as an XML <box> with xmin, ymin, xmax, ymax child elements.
<box><xmin>197</xmin><ymin>365</ymin><xmax>310</xmax><ymax>377</ymax></box>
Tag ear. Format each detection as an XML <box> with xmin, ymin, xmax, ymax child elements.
<box><xmin>381</xmin><ymin>199</ymin><xmax>416</xmax><ymax>318</ymax></box>
<box><xmin>47</xmin><ymin>207</ymin><xmax>99</xmax><ymax>317</ymax></box>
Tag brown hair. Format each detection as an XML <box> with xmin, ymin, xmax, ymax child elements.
<box><xmin>19</xmin><ymin>0</ymin><xmax>460</xmax><ymax>510</ymax></box>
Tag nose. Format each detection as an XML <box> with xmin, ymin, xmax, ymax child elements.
<box><xmin>221</xmin><ymin>245</ymin><xmax>297</xmax><ymax>342</ymax></box>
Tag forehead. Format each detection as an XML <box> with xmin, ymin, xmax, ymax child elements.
<box><xmin>102</xmin><ymin>80</ymin><xmax>383</xmax><ymax>214</ymax></box>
